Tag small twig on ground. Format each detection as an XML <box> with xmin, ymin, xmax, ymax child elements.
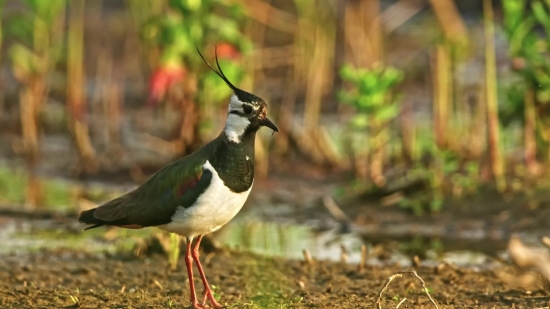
<box><xmin>374</xmin><ymin>268</ymin><xmax>439</xmax><ymax>309</ymax></box>
<box><xmin>302</xmin><ymin>249</ymin><xmax>313</xmax><ymax>265</ymax></box>
<box><xmin>358</xmin><ymin>244</ymin><xmax>367</xmax><ymax>272</ymax></box>
<box><xmin>153</xmin><ymin>279</ymin><xmax>164</xmax><ymax>290</ymax></box>
<box><xmin>395</xmin><ymin>297</ymin><xmax>407</xmax><ymax>309</ymax></box>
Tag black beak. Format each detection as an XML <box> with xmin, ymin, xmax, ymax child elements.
<box><xmin>261</xmin><ymin>117</ymin><xmax>279</xmax><ymax>132</ymax></box>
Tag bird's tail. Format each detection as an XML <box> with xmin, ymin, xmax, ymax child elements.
<box><xmin>78</xmin><ymin>208</ymin><xmax>106</xmax><ymax>230</ymax></box>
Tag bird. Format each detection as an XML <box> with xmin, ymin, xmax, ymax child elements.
<box><xmin>78</xmin><ymin>47</ymin><xmax>279</xmax><ymax>309</ymax></box>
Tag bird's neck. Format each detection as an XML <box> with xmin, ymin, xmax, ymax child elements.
<box><xmin>209</xmin><ymin>131</ymin><xmax>256</xmax><ymax>193</ymax></box>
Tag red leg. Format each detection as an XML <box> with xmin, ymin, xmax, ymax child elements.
<box><xmin>185</xmin><ymin>237</ymin><xmax>206</xmax><ymax>309</ymax></box>
<box><xmin>192</xmin><ymin>235</ymin><xmax>224</xmax><ymax>308</ymax></box>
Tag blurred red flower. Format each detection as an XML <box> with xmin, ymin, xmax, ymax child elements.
<box><xmin>215</xmin><ymin>42</ymin><xmax>240</xmax><ymax>60</ymax></box>
<box><xmin>147</xmin><ymin>64</ymin><xmax>185</xmax><ymax>107</ymax></box>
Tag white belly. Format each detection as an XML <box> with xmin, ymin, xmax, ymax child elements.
<box><xmin>159</xmin><ymin>160</ymin><xmax>252</xmax><ymax>239</ymax></box>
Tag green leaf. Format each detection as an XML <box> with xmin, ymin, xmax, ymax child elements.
<box><xmin>532</xmin><ymin>1</ymin><xmax>550</xmax><ymax>35</ymax></box>
<box><xmin>185</xmin><ymin>0</ymin><xmax>202</xmax><ymax>11</ymax></box>
<box><xmin>169</xmin><ymin>0</ymin><xmax>202</xmax><ymax>13</ymax></box>
<box><xmin>503</xmin><ymin>0</ymin><xmax>526</xmax><ymax>34</ymax></box>
<box><xmin>430</xmin><ymin>194</ymin><xmax>444</xmax><ymax>212</ymax></box>
<box><xmin>187</xmin><ymin>19</ymin><xmax>204</xmax><ymax>44</ymax></box>
<box><xmin>337</xmin><ymin>90</ymin><xmax>357</xmax><ymax>106</ymax></box>
<box><xmin>5</xmin><ymin>13</ymin><xmax>33</xmax><ymax>44</ymax></box>
<box><xmin>24</xmin><ymin>0</ymin><xmax>66</xmax><ymax>24</ymax></box>
<box><xmin>358</xmin><ymin>95</ymin><xmax>384</xmax><ymax>111</ymax></box>
<box><xmin>509</xmin><ymin>17</ymin><xmax>536</xmax><ymax>56</ymax></box>
<box><xmin>9</xmin><ymin>44</ymin><xmax>37</xmax><ymax>81</ymax></box>
<box><xmin>160</xmin><ymin>47</ymin><xmax>184</xmax><ymax>67</ymax></box>
<box><xmin>228</xmin><ymin>3</ymin><xmax>246</xmax><ymax>20</ymax></box>
<box><xmin>141</xmin><ymin>16</ymin><xmax>164</xmax><ymax>43</ymax></box>
<box><xmin>358</xmin><ymin>73</ymin><xmax>378</xmax><ymax>93</ymax></box>
<box><xmin>350</xmin><ymin>114</ymin><xmax>368</xmax><ymax>129</ymax></box>
<box><xmin>533</xmin><ymin>68</ymin><xmax>550</xmax><ymax>87</ymax></box>
<box><xmin>217</xmin><ymin>19</ymin><xmax>241</xmax><ymax>42</ymax></box>
<box><xmin>379</xmin><ymin>68</ymin><xmax>404</xmax><ymax>89</ymax></box>
<box><xmin>375</xmin><ymin>104</ymin><xmax>399</xmax><ymax>123</ymax></box>
<box><xmin>339</xmin><ymin>64</ymin><xmax>357</xmax><ymax>83</ymax></box>
<box><xmin>536</xmin><ymin>87</ymin><xmax>550</xmax><ymax>103</ymax></box>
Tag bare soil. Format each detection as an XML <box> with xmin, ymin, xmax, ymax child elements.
<box><xmin>0</xmin><ymin>248</ymin><xmax>547</xmax><ymax>309</ymax></box>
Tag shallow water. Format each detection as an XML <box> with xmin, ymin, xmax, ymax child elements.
<box><xmin>0</xmin><ymin>212</ymin><xmax>512</xmax><ymax>271</ymax></box>
<box><xmin>0</xmin><ymin>161</ymin><xmax>538</xmax><ymax>270</ymax></box>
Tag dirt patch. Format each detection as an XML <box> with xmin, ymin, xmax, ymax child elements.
<box><xmin>0</xmin><ymin>249</ymin><xmax>547</xmax><ymax>309</ymax></box>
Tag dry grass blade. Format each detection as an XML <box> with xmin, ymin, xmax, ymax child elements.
<box><xmin>322</xmin><ymin>195</ymin><xmax>349</xmax><ymax>223</ymax></box>
<box><xmin>375</xmin><ymin>268</ymin><xmax>438</xmax><ymax>309</ymax></box>
<box><xmin>395</xmin><ymin>297</ymin><xmax>407</xmax><ymax>309</ymax></box>
<box><xmin>358</xmin><ymin>244</ymin><xmax>367</xmax><ymax>272</ymax></box>
<box><xmin>302</xmin><ymin>249</ymin><xmax>313</xmax><ymax>265</ymax></box>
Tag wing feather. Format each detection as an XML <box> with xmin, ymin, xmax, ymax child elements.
<box><xmin>87</xmin><ymin>157</ymin><xmax>212</xmax><ymax>227</ymax></box>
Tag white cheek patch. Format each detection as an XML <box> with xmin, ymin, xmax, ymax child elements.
<box><xmin>225</xmin><ymin>113</ymin><xmax>250</xmax><ymax>143</ymax></box>
<box><xmin>228</xmin><ymin>94</ymin><xmax>241</xmax><ymax>112</ymax></box>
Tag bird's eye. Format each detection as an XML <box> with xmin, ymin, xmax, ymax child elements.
<box><xmin>242</xmin><ymin>105</ymin><xmax>253</xmax><ymax>114</ymax></box>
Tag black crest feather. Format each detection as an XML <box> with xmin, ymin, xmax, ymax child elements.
<box><xmin>196</xmin><ymin>45</ymin><xmax>238</xmax><ymax>91</ymax></box>
<box><xmin>196</xmin><ymin>45</ymin><xmax>260</xmax><ymax>104</ymax></box>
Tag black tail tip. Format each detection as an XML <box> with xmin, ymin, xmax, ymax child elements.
<box><xmin>78</xmin><ymin>208</ymin><xmax>105</xmax><ymax>231</ymax></box>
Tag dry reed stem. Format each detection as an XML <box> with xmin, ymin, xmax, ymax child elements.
<box><xmin>344</xmin><ymin>0</ymin><xmax>382</xmax><ymax>67</ymax></box>
<box><xmin>483</xmin><ymin>0</ymin><xmax>505</xmax><ymax>192</ymax></box>
<box><xmin>68</xmin><ymin>0</ymin><xmax>97</xmax><ymax>173</ymax></box>
<box><xmin>375</xmin><ymin>269</ymin><xmax>438</xmax><ymax>309</ymax></box>
<box><xmin>358</xmin><ymin>244</ymin><xmax>367</xmax><ymax>272</ymax></box>
<box><xmin>524</xmin><ymin>87</ymin><xmax>540</xmax><ymax>175</ymax></box>
<box><xmin>242</xmin><ymin>0</ymin><xmax>298</xmax><ymax>34</ymax></box>
<box><xmin>431</xmin><ymin>44</ymin><xmax>450</xmax><ymax>149</ymax></box>
<box><xmin>428</xmin><ymin>0</ymin><xmax>468</xmax><ymax>46</ymax></box>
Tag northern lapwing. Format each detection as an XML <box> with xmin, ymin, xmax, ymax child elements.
<box><xmin>78</xmin><ymin>47</ymin><xmax>279</xmax><ymax>309</ymax></box>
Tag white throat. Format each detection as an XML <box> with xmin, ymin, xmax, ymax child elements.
<box><xmin>225</xmin><ymin>94</ymin><xmax>250</xmax><ymax>143</ymax></box>
<box><xmin>225</xmin><ymin>114</ymin><xmax>250</xmax><ymax>143</ymax></box>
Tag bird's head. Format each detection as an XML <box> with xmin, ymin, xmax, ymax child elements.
<box><xmin>197</xmin><ymin>47</ymin><xmax>279</xmax><ymax>143</ymax></box>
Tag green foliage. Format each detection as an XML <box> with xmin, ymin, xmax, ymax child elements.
<box><xmin>0</xmin><ymin>0</ymin><xmax>7</xmax><ymax>46</ymax></box>
<box><xmin>398</xmin><ymin>132</ymin><xmax>480</xmax><ymax>216</ymax></box>
<box><xmin>6</xmin><ymin>0</ymin><xmax>65</xmax><ymax>82</ymax></box>
<box><xmin>138</xmin><ymin>0</ymin><xmax>252</xmax><ymax>137</ymax></box>
<box><xmin>201</xmin><ymin>59</ymin><xmax>245</xmax><ymax>103</ymax></box>
<box><xmin>168</xmin><ymin>232</ymin><xmax>180</xmax><ymax>270</ymax></box>
<box><xmin>503</xmin><ymin>0</ymin><xmax>550</xmax><ymax>106</ymax></box>
<box><xmin>500</xmin><ymin>77</ymin><xmax>527</xmax><ymax>127</ymax></box>
<box><xmin>339</xmin><ymin>64</ymin><xmax>403</xmax><ymax>130</ymax></box>
<box><xmin>141</xmin><ymin>0</ymin><xmax>251</xmax><ymax>72</ymax></box>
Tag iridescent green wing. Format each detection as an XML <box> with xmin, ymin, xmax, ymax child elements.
<box><xmin>93</xmin><ymin>154</ymin><xmax>212</xmax><ymax>227</ymax></box>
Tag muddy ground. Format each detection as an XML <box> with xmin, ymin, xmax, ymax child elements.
<box><xmin>0</xmin><ymin>248</ymin><xmax>547</xmax><ymax>309</ymax></box>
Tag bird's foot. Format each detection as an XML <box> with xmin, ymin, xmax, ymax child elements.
<box><xmin>202</xmin><ymin>290</ymin><xmax>224</xmax><ymax>308</ymax></box>
<box><xmin>192</xmin><ymin>301</ymin><xmax>208</xmax><ymax>309</ymax></box>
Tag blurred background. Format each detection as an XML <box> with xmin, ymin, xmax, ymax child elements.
<box><xmin>0</xmin><ymin>0</ymin><xmax>549</xmax><ymax>268</ymax></box>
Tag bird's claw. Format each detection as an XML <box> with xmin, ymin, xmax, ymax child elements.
<box><xmin>192</xmin><ymin>302</ymin><xmax>208</xmax><ymax>309</ymax></box>
<box><xmin>201</xmin><ymin>290</ymin><xmax>224</xmax><ymax>308</ymax></box>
